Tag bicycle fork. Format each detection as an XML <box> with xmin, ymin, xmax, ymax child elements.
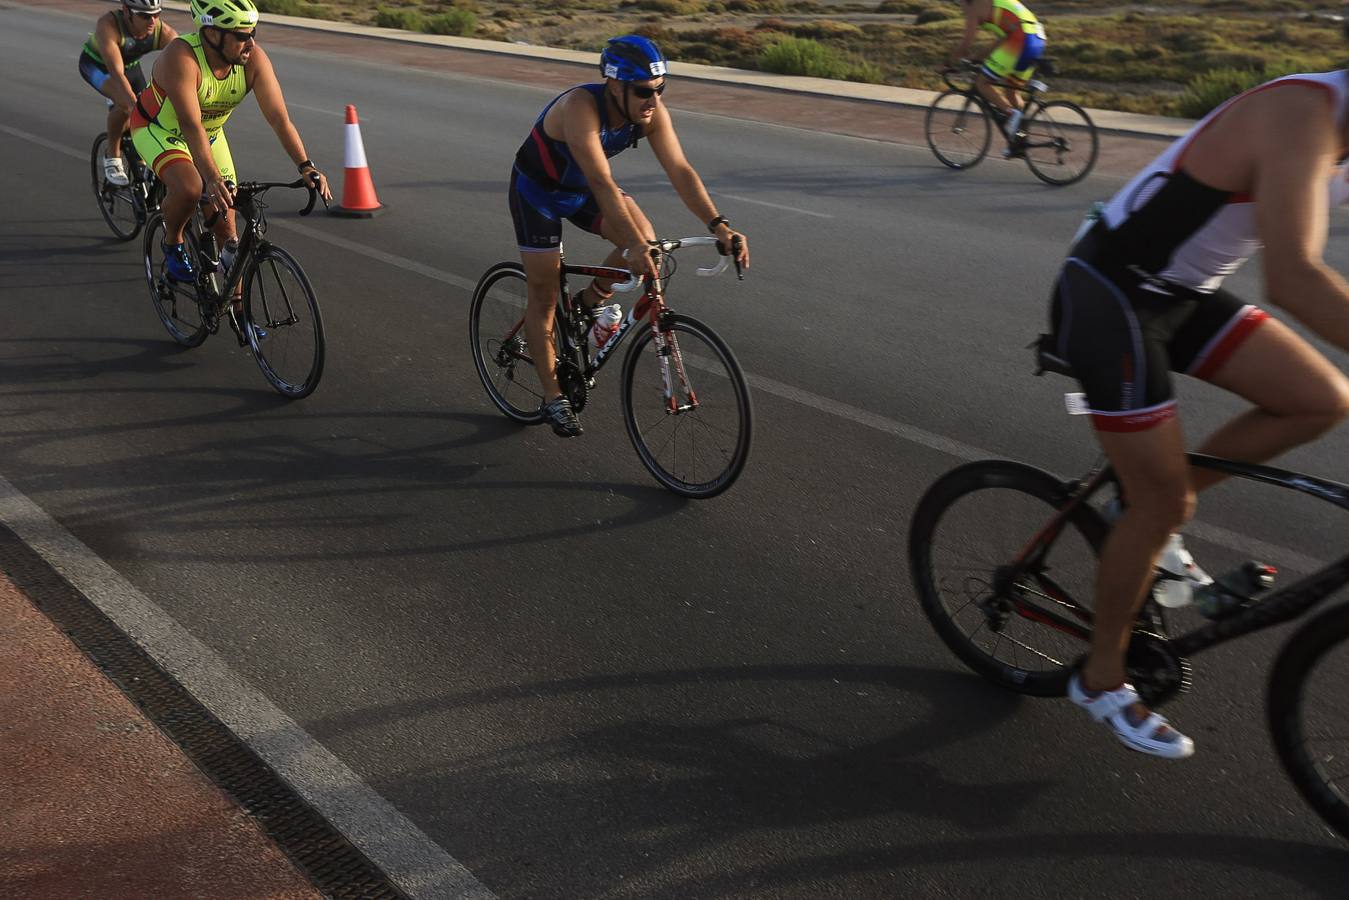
<box><xmin>650</xmin><ymin>313</ymin><xmax>698</xmax><ymax>415</ymax></box>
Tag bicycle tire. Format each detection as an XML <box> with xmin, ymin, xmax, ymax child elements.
<box><xmin>469</xmin><ymin>261</ymin><xmax>548</xmax><ymax>424</ymax></box>
<box><xmin>91</xmin><ymin>132</ymin><xmax>142</xmax><ymax>240</ymax></box>
<box><xmin>909</xmin><ymin>460</ymin><xmax>1107</xmax><ymax>696</ymax></box>
<box><xmin>1022</xmin><ymin>100</ymin><xmax>1099</xmax><ymax>187</ymax></box>
<box><xmin>243</xmin><ymin>245</ymin><xmax>326</xmax><ymax>399</ymax></box>
<box><xmin>620</xmin><ymin>313</ymin><xmax>752</xmax><ymax>499</ymax></box>
<box><xmin>925</xmin><ymin>90</ymin><xmax>992</xmax><ymax>171</ymax></box>
<box><xmin>143</xmin><ymin>213</ymin><xmax>209</xmax><ymax>347</ymax></box>
<box><xmin>1268</xmin><ymin>601</ymin><xmax>1349</xmax><ymax>842</ymax></box>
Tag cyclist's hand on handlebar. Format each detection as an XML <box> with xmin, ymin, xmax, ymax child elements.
<box><xmin>204</xmin><ymin>174</ymin><xmax>235</xmax><ymax>215</ymax></box>
<box><xmin>715</xmin><ymin>226</ymin><xmax>749</xmax><ymax>272</ymax></box>
<box><xmin>300</xmin><ymin>164</ymin><xmax>333</xmax><ymax>204</ymax></box>
<box><xmin>626</xmin><ymin>241</ymin><xmax>660</xmax><ymax>279</ymax></box>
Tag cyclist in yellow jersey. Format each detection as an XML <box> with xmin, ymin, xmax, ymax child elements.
<box><xmin>130</xmin><ymin>0</ymin><xmax>331</xmax><ymax>285</ymax></box>
<box><xmin>947</xmin><ymin>0</ymin><xmax>1047</xmax><ymax>155</ymax></box>
<box><xmin>80</xmin><ymin>0</ymin><xmax>178</xmax><ymax>187</ymax></box>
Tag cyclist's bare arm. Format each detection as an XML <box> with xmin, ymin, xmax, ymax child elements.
<box><xmin>158</xmin><ymin>41</ymin><xmax>229</xmax><ymax>210</ymax></box>
<box><xmin>1253</xmin><ymin>90</ymin><xmax>1349</xmax><ymax>353</ymax></box>
<box><xmin>95</xmin><ymin>15</ymin><xmax>139</xmax><ymax>110</ymax></box>
<box><xmin>646</xmin><ymin>107</ymin><xmax>749</xmax><ymax>268</ymax></box>
<box><xmin>246</xmin><ymin>45</ymin><xmax>331</xmax><ymax>201</ymax></box>
<box><xmin>949</xmin><ymin>1</ymin><xmax>984</xmax><ymax>64</ymax></box>
<box><xmin>560</xmin><ymin>90</ymin><xmax>656</xmax><ymax>276</ymax></box>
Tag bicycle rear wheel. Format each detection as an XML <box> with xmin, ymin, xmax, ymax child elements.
<box><xmin>243</xmin><ymin>245</ymin><xmax>325</xmax><ymax>398</ymax></box>
<box><xmin>1269</xmin><ymin>602</ymin><xmax>1349</xmax><ymax>842</ymax></box>
<box><xmin>143</xmin><ymin>213</ymin><xmax>209</xmax><ymax>347</ymax></box>
<box><xmin>925</xmin><ymin>91</ymin><xmax>992</xmax><ymax>170</ymax></box>
<box><xmin>909</xmin><ymin>460</ymin><xmax>1107</xmax><ymax>695</ymax></box>
<box><xmin>469</xmin><ymin>262</ymin><xmax>549</xmax><ymax>424</ymax></box>
<box><xmin>91</xmin><ymin>132</ymin><xmax>142</xmax><ymax>240</ymax></box>
<box><xmin>620</xmin><ymin>313</ymin><xmax>752</xmax><ymax>499</ymax></box>
<box><xmin>1022</xmin><ymin>100</ymin><xmax>1099</xmax><ymax>186</ymax></box>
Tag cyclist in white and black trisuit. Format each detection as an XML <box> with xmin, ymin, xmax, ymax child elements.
<box><xmin>1045</xmin><ymin>70</ymin><xmax>1349</xmax><ymax>758</ymax></box>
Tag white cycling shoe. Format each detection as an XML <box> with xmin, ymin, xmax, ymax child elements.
<box><xmin>1068</xmin><ymin>672</ymin><xmax>1195</xmax><ymax>759</ymax></box>
<box><xmin>103</xmin><ymin>155</ymin><xmax>130</xmax><ymax>187</ymax></box>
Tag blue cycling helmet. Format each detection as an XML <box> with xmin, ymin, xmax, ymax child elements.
<box><xmin>600</xmin><ymin>35</ymin><xmax>668</xmax><ymax>82</ymax></box>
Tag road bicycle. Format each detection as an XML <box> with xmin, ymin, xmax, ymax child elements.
<box><xmin>91</xmin><ymin>131</ymin><xmax>162</xmax><ymax>240</ymax></box>
<box><xmin>907</xmin><ymin>338</ymin><xmax>1349</xmax><ymax>841</ymax></box>
<box><xmin>925</xmin><ymin>59</ymin><xmax>1099</xmax><ymax>186</ymax></box>
<box><xmin>143</xmin><ymin>177</ymin><xmax>327</xmax><ymax>399</ymax></box>
<box><xmin>469</xmin><ymin>237</ymin><xmax>752</xmax><ymax>499</ymax></box>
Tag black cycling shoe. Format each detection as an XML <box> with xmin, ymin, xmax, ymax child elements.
<box><xmin>542</xmin><ymin>396</ymin><xmax>583</xmax><ymax>438</ymax></box>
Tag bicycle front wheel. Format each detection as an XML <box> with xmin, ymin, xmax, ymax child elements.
<box><xmin>1022</xmin><ymin>101</ymin><xmax>1099</xmax><ymax>186</ymax></box>
<box><xmin>469</xmin><ymin>262</ymin><xmax>548</xmax><ymax>424</ymax></box>
<box><xmin>143</xmin><ymin>213</ymin><xmax>209</xmax><ymax>347</ymax></box>
<box><xmin>243</xmin><ymin>245</ymin><xmax>325</xmax><ymax>398</ymax></box>
<box><xmin>925</xmin><ymin>91</ymin><xmax>992</xmax><ymax>170</ymax></box>
<box><xmin>909</xmin><ymin>460</ymin><xmax>1107</xmax><ymax>695</ymax></box>
<box><xmin>620</xmin><ymin>313</ymin><xmax>752</xmax><ymax>499</ymax></box>
<box><xmin>1269</xmin><ymin>602</ymin><xmax>1349</xmax><ymax>842</ymax></box>
<box><xmin>91</xmin><ymin>132</ymin><xmax>142</xmax><ymax>240</ymax></box>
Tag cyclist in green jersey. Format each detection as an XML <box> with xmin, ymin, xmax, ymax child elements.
<box><xmin>79</xmin><ymin>0</ymin><xmax>178</xmax><ymax>186</ymax></box>
<box><xmin>130</xmin><ymin>0</ymin><xmax>331</xmax><ymax>286</ymax></box>
<box><xmin>947</xmin><ymin>0</ymin><xmax>1047</xmax><ymax>154</ymax></box>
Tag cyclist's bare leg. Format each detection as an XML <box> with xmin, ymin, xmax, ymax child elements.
<box><xmin>1084</xmin><ymin>419</ymin><xmax>1193</xmax><ymax>696</ymax></box>
<box><xmin>586</xmin><ymin>196</ymin><xmax>655</xmax><ymax>302</ymax></box>
<box><xmin>159</xmin><ymin>160</ymin><xmax>202</xmax><ymax>245</ymax></box>
<box><xmin>522</xmin><ymin>249</ymin><xmax>564</xmax><ymax>399</ymax></box>
<box><xmin>98</xmin><ymin>84</ymin><xmax>135</xmax><ymax>157</ymax></box>
<box><xmin>1190</xmin><ymin>319</ymin><xmax>1349</xmax><ymax>491</ymax></box>
<box><xmin>974</xmin><ymin>73</ymin><xmax>1012</xmax><ymax>116</ymax></box>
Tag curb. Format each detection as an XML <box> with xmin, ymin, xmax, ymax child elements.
<box><xmin>160</xmin><ymin>1</ymin><xmax>1193</xmax><ymax>140</ymax></box>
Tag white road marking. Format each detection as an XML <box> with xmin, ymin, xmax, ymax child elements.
<box><xmin>708</xmin><ymin>189</ymin><xmax>834</xmax><ymax>219</ymax></box>
<box><xmin>0</xmin><ymin>475</ymin><xmax>497</xmax><ymax>900</ymax></box>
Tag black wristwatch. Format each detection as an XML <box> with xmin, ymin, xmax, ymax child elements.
<box><xmin>297</xmin><ymin>159</ymin><xmax>315</xmax><ymax>172</ymax></box>
<box><xmin>707</xmin><ymin>215</ymin><xmax>729</xmax><ymax>233</ymax></box>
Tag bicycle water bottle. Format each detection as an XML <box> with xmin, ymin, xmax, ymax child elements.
<box><xmin>1152</xmin><ymin>534</ymin><xmax>1209</xmax><ymax>609</ymax></box>
<box><xmin>588</xmin><ymin>304</ymin><xmax>622</xmax><ymax>351</ymax></box>
<box><xmin>220</xmin><ymin>239</ymin><xmax>239</xmax><ymax>276</ymax></box>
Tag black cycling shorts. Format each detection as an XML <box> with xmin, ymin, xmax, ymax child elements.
<box><xmin>1047</xmin><ymin>246</ymin><xmax>1268</xmax><ymax>432</ymax></box>
<box><xmin>507</xmin><ymin>167</ymin><xmax>606</xmax><ymax>253</ymax></box>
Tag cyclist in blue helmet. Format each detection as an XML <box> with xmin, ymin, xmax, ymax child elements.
<box><xmin>510</xmin><ymin>34</ymin><xmax>750</xmax><ymax>437</ymax></box>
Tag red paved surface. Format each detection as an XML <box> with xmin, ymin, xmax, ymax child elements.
<box><xmin>0</xmin><ymin>572</ymin><xmax>321</xmax><ymax>900</ymax></box>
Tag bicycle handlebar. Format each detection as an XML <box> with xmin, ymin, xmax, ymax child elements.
<box><xmin>221</xmin><ymin>175</ymin><xmax>326</xmax><ymax>216</ymax></box>
<box><xmin>610</xmin><ymin>236</ymin><xmax>743</xmax><ymax>292</ymax></box>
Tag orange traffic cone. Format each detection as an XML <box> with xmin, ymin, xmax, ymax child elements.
<box><xmin>332</xmin><ymin>104</ymin><xmax>384</xmax><ymax>218</ymax></box>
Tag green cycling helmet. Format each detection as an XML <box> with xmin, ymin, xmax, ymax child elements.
<box><xmin>190</xmin><ymin>0</ymin><xmax>259</xmax><ymax>29</ymax></box>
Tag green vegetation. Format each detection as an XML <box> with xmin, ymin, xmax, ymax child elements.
<box><xmin>374</xmin><ymin>7</ymin><xmax>424</xmax><ymax>30</ymax></box>
<box><xmin>425</xmin><ymin>8</ymin><xmax>478</xmax><ymax>34</ymax></box>
<box><xmin>1177</xmin><ymin>62</ymin><xmax>1302</xmax><ymax>116</ymax></box>
<box><xmin>250</xmin><ymin>1</ymin><xmax>1349</xmax><ymax>116</ymax></box>
<box><xmin>758</xmin><ymin>36</ymin><xmax>882</xmax><ymax>82</ymax></box>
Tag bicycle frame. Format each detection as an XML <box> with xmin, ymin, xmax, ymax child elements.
<box><xmin>1005</xmin><ymin>453</ymin><xmax>1349</xmax><ymax>666</ymax></box>
<box><xmin>495</xmin><ymin>253</ymin><xmax>707</xmax><ymax>414</ymax></box>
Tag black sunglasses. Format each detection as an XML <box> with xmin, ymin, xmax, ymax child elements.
<box><xmin>225</xmin><ymin>27</ymin><xmax>259</xmax><ymax>43</ymax></box>
<box><xmin>130</xmin><ymin>10</ymin><xmax>160</xmax><ymax>19</ymax></box>
<box><xmin>629</xmin><ymin>82</ymin><xmax>667</xmax><ymax>99</ymax></box>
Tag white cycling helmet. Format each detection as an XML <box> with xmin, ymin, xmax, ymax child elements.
<box><xmin>123</xmin><ymin>0</ymin><xmax>163</xmax><ymax>12</ymax></box>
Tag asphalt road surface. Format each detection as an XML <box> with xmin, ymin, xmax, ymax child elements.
<box><xmin>4</xmin><ymin>3</ymin><xmax>1349</xmax><ymax>897</ymax></box>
